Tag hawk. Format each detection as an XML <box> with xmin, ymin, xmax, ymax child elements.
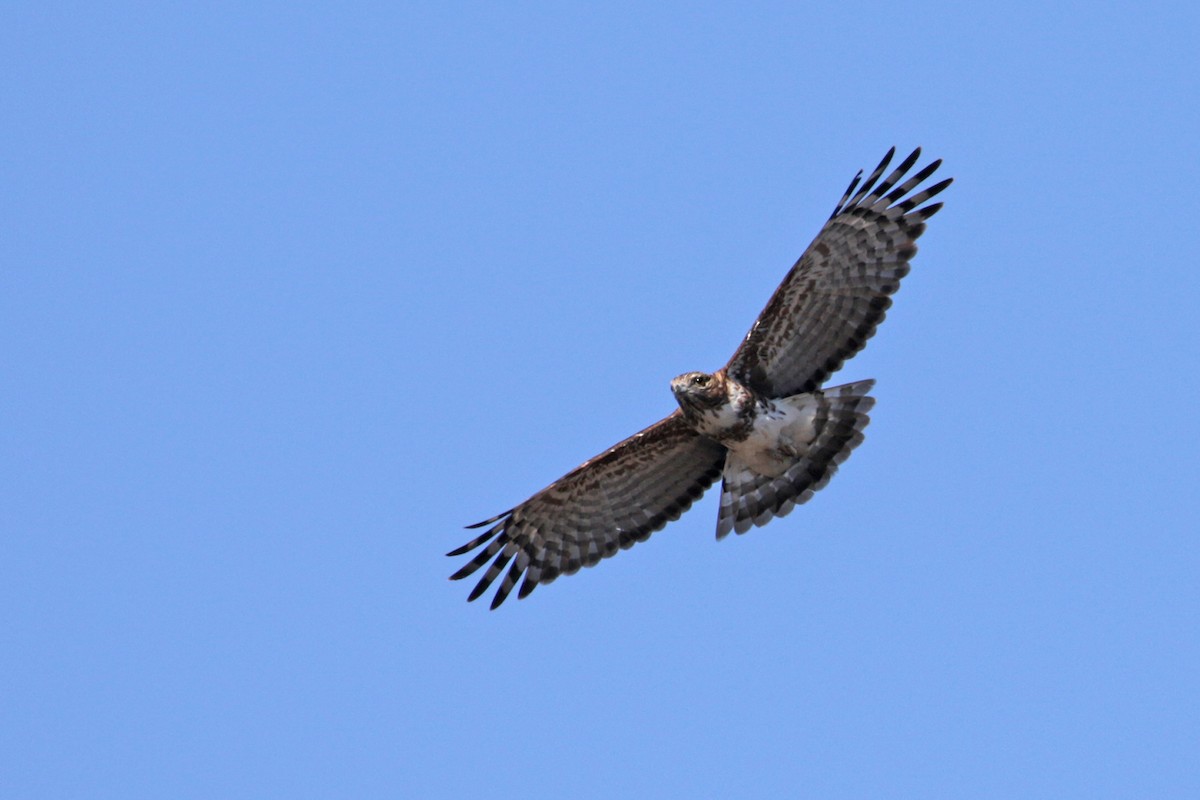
<box><xmin>450</xmin><ymin>148</ymin><xmax>951</xmax><ymax>608</ymax></box>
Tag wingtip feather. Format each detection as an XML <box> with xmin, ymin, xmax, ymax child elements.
<box><xmin>465</xmin><ymin>509</ymin><xmax>512</xmax><ymax>529</ymax></box>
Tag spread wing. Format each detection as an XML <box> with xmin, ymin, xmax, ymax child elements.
<box><xmin>448</xmin><ymin>412</ymin><xmax>726</xmax><ymax>609</ymax></box>
<box><xmin>726</xmin><ymin>147</ymin><xmax>952</xmax><ymax>397</ymax></box>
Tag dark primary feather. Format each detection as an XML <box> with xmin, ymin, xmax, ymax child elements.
<box><xmin>726</xmin><ymin>148</ymin><xmax>951</xmax><ymax>398</ymax></box>
<box><xmin>449</xmin><ymin>412</ymin><xmax>725</xmax><ymax>609</ymax></box>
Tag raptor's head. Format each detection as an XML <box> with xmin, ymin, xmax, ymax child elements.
<box><xmin>670</xmin><ymin>370</ymin><xmax>728</xmax><ymax>416</ymax></box>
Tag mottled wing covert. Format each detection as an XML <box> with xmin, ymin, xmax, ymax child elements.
<box><xmin>726</xmin><ymin>148</ymin><xmax>951</xmax><ymax>397</ymax></box>
<box><xmin>449</xmin><ymin>412</ymin><xmax>726</xmax><ymax>608</ymax></box>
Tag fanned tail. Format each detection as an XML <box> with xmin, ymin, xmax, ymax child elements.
<box><xmin>716</xmin><ymin>380</ymin><xmax>875</xmax><ymax>539</ymax></box>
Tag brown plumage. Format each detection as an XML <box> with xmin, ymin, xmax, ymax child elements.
<box><xmin>451</xmin><ymin>148</ymin><xmax>951</xmax><ymax>608</ymax></box>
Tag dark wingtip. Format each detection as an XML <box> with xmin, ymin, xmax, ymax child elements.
<box><xmin>447</xmin><ymin>522</ymin><xmax>504</xmax><ymax>557</ymax></box>
<box><xmin>465</xmin><ymin>509</ymin><xmax>512</xmax><ymax>529</ymax></box>
<box><xmin>846</xmin><ymin>147</ymin><xmax>897</xmax><ymax>209</ymax></box>
<box><xmin>832</xmin><ymin>168</ymin><xmax>866</xmax><ymax>218</ymax></box>
<box><xmin>467</xmin><ymin>578</ymin><xmax>490</xmax><ymax>602</ymax></box>
<box><xmin>517</xmin><ymin>575</ymin><xmax>539</xmax><ymax>600</ymax></box>
<box><xmin>449</xmin><ymin>562</ymin><xmax>476</xmax><ymax>581</ymax></box>
<box><xmin>915</xmin><ymin>201</ymin><xmax>944</xmax><ymax>220</ymax></box>
<box><xmin>927</xmin><ymin>176</ymin><xmax>954</xmax><ymax>194</ymax></box>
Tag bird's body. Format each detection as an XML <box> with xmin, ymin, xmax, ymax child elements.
<box><xmin>450</xmin><ymin>148</ymin><xmax>952</xmax><ymax>608</ymax></box>
<box><xmin>670</xmin><ymin>369</ymin><xmax>865</xmax><ymax>480</ymax></box>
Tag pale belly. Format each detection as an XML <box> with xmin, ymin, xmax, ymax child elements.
<box><xmin>724</xmin><ymin>400</ymin><xmax>821</xmax><ymax>478</ymax></box>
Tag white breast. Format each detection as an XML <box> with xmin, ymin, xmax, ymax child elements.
<box><xmin>727</xmin><ymin>398</ymin><xmax>821</xmax><ymax>478</ymax></box>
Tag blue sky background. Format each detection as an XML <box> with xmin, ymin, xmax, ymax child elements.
<box><xmin>3</xmin><ymin>3</ymin><xmax>1198</xmax><ymax>797</ymax></box>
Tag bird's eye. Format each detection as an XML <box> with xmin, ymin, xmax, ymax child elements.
<box><xmin>692</xmin><ymin>374</ymin><xmax>709</xmax><ymax>386</ymax></box>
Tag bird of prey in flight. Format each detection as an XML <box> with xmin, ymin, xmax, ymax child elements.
<box><xmin>449</xmin><ymin>148</ymin><xmax>951</xmax><ymax>608</ymax></box>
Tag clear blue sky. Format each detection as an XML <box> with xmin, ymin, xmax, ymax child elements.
<box><xmin>3</xmin><ymin>3</ymin><xmax>1198</xmax><ymax>797</ymax></box>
